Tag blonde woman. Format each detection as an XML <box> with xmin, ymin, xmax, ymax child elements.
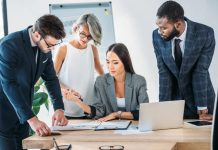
<box><xmin>54</xmin><ymin>14</ymin><xmax>104</xmax><ymax>119</ymax></box>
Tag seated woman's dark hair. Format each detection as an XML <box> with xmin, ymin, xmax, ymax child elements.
<box><xmin>107</xmin><ymin>43</ymin><xmax>135</xmax><ymax>74</ymax></box>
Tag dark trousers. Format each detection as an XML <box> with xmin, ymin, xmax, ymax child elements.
<box><xmin>0</xmin><ymin>122</ymin><xmax>29</xmax><ymax>150</ymax></box>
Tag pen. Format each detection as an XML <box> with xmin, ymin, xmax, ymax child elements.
<box><xmin>67</xmin><ymin>88</ymin><xmax>83</xmax><ymax>101</ymax></box>
<box><xmin>79</xmin><ymin>96</ymin><xmax>83</xmax><ymax>101</ymax></box>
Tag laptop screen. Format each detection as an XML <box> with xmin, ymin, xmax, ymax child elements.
<box><xmin>138</xmin><ymin>100</ymin><xmax>185</xmax><ymax>131</ymax></box>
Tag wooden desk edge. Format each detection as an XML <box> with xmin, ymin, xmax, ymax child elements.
<box><xmin>22</xmin><ymin>139</ymin><xmax>54</xmax><ymax>149</ymax></box>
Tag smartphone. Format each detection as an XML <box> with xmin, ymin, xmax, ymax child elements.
<box><xmin>186</xmin><ymin>120</ymin><xmax>212</xmax><ymax>126</ymax></box>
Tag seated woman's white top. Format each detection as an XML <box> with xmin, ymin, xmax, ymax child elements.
<box><xmin>117</xmin><ymin>97</ymin><xmax>126</xmax><ymax>111</ymax></box>
<box><xmin>58</xmin><ymin>43</ymin><xmax>95</xmax><ymax>117</ymax></box>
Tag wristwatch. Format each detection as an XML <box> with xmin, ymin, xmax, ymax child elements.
<box><xmin>117</xmin><ymin>111</ymin><xmax>122</xmax><ymax>120</ymax></box>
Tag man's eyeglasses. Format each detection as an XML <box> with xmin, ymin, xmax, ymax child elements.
<box><xmin>99</xmin><ymin>145</ymin><xmax>124</xmax><ymax>150</ymax></box>
<box><xmin>79</xmin><ymin>32</ymin><xmax>93</xmax><ymax>41</ymax></box>
<box><xmin>42</xmin><ymin>37</ymin><xmax>63</xmax><ymax>48</ymax></box>
<box><xmin>53</xmin><ymin>137</ymin><xmax>71</xmax><ymax>150</ymax></box>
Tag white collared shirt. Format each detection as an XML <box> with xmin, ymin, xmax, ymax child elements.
<box><xmin>28</xmin><ymin>27</ymin><xmax>37</xmax><ymax>47</ymax></box>
<box><xmin>171</xmin><ymin>21</ymin><xmax>187</xmax><ymax>59</ymax></box>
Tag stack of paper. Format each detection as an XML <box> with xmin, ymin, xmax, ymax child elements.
<box><xmin>51</xmin><ymin>121</ymin><xmax>100</xmax><ymax>131</ymax></box>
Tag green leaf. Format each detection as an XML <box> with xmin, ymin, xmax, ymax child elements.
<box><xmin>32</xmin><ymin>78</ymin><xmax>49</xmax><ymax>117</ymax></box>
<box><xmin>33</xmin><ymin>92</ymin><xmax>48</xmax><ymax>106</ymax></box>
<box><xmin>35</xmin><ymin>78</ymin><xmax>44</xmax><ymax>86</ymax></box>
<box><xmin>34</xmin><ymin>85</ymin><xmax>40</xmax><ymax>93</ymax></box>
<box><xmin>32</xmin><ymin>106</ymin><xmax>40</xmax><ymax>115</ymax></box>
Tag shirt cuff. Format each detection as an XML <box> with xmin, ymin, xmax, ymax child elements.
<box><xmin>84</xmin><ymin>105</ymin><xmax>96</xmax><ymax>118</ymax></box>
<box><xmin>197</xmin><ymin>106</ymin><xmax>207</xmax><ymax>110</ymax></box>
<box><xmin>130</xmin><ymin>110</ymin><xmax>139</xmax><ymax>120</ymax></box>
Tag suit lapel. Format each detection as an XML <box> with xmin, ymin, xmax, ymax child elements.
<box><xmin>34</xmin><ymin>50</ymin><xmax>47</xmax><ymax>82</ymax></box>
<box><xmin>22</xmin><ymin>28</ymin><xmax>37</xmax><ymax>81</ymax></box>
<box><xmin>124</xmin><ymin>73</ymin><xmax>133</xmax><ymax>111</ymax></box>
<box><xmin>162</xmin><ymin>41</ymin><xmax>179</xmax><ymax>78</ymax></box>
<box><xmin>106</xmin><ymin>75</ymin><xmax>118</xmax><ymax>112</ymax></box>
<box><xmin>180</xmin><ymin>18</ymin><xmax>196</xmax><ymax>74</ymax></box>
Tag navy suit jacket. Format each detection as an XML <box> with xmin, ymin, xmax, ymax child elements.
<box><xmin>0</xmin><ymin>27</ymin><xmax>64</xmax><ymax>131</ymax></box>
<box><xmin>152</xmin><ymin>18</ymin><xmax>215</xmax><ymax>118</ymax></box>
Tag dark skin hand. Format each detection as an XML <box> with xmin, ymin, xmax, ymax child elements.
<box><xmin>198</xmin><ymin>109</ymin><xmax>213</xmax><ymax>120</ymax></box>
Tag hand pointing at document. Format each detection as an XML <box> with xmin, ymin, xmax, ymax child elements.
<box><xmin>52</xmin><ymin>109</ymin><xmax>68</xmax><ymax>126</ymax></box>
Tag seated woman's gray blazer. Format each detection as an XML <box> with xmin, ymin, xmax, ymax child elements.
<box><xmin>89</xmin><ymin>72</ymin><xmax>149</xmax><ymax>120</ymax></box>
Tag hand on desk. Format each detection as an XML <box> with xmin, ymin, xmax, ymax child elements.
<box><xmin>28</xmin><ymin>116</ymin><xmax>51</xmax><ymax>136</ymax></box>
<box><xmin>198</xmin><ymin>109</ymin><xmax>213</xmax><ymax>121</ymax></box>
<box><xmin>52</xmin><ymin>109</ymin><xmax>68</xmax><ymax>126</ymax></box>
<box><xmin>199</xmin><ymin>114</ymin><xmax>213</xmax><ymax>120</ymax></box>
<box><xmin>98</xmin><ymin>112</ymin><xmax>117</xmax><ymax>122</ymax></box>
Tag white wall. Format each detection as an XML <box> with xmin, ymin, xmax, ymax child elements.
<box><xmin>0</xmin><ymin>1</ymin><xmax>4</xmax><ymax>38</ymax></box>
<box><xmin>6</xmin><ymin>0</ymin><xmax>218</xmax><ymax>122</ymax></box>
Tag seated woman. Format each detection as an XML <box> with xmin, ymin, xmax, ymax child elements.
<box><xmin>65</xmin><ymin>43</ymin><xmax>149</xmax><ymax>121</ymax></box>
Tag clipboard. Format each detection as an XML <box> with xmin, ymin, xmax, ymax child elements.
<box><xmin>51</xmin><ymin>120</ymin><xmax>132</xmax><ymax>131</ymax></box>
<box><xmin>95</xmin><ymin>121</ymin><xmax>132</xmax><ymax>131</ymax></box>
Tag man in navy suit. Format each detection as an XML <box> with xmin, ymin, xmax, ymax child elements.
<box><xmin>153</xmin><ymin>1</ymin><xmax>215</xmax><ymax>120</ymax></box>
<box><xmin>0</xmin><ymin>14</ymin><xmax>68</xmax><ymax>149</ymax></box>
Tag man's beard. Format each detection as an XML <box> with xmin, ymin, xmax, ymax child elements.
<box><xmin>163</xmin><ymin>27</ymin><xmax>180</xmax><ymax>41</ymax></box>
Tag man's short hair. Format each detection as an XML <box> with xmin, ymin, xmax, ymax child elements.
<box><xmin>34</xmin><ymin>14</ymin><xmax>66</xmax><ymax>39</ymax></box>
<box><xmin>157</xmin><ymin>1</ymin><xmax>184</xmax><ymax>22</ymax></box>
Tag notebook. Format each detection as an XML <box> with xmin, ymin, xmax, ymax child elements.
<box><xmin>138</xmin><ymin>100</ymin><xmax>185</xmax><ymax>131</ymax></box>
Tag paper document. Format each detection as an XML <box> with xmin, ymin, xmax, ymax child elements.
<box><xmin>51</xmin><ymin>120</ymin><xmax>132</xmax><ymax>131</ymax></box>
<box><xmin>95</xmin><ymin>120</ymin><xmax>132</xmax><ymax>130</ymax></box>
<box><xmin>51</xmin><ymin>121</ymin><xmax>100</xmax><ymax>131</ymax></box>
<box><xmin>114</xmin><ymin>124</ymin><xmax>153</xmax><ymax>135</ymax></box>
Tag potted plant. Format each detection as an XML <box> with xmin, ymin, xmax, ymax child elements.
<box><xmin>32</xmin><ymin>78</ymin><xmax>49</xmax><ymax>114</ymax></box>
<box><xmin>30</xmin><ymin>78</ymin><xmax>49</xmax><ymax>135</ymax></box>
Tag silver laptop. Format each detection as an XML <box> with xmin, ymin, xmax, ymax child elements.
<box><xmin>138</xmin><ymin>100</ymin><xmax>185</xmax><ymax>131</ymax></box>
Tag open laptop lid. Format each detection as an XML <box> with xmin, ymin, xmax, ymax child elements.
<box><xmin>139</xmin><ymin>100</ymin><xmax>185</xmax><ymax>131</ymax></box>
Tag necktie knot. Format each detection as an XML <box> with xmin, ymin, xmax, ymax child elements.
<box><xmin>175</xmin><ymin>39</ymin><xmax>181</xmax><ymax>45</ymax></box>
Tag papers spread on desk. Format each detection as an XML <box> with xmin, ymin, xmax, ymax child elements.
<box><xmin>114</xmin><ymin>124</ymin><xmax>153</xmax><ymax>135</ymax></box>
<box><xmin>51</xmin><ymin>120</ymin><xmax>132</xmax><ymax>131</ymax></box>
<box><xmin>95</xmin><ymin>120</ymin><xmax>132</xmax><ymax>131</ymax></box>
<box><xmin>51</xmin><ymin>121</ymin><xmax>99</xmax><ymax>131</ymax></box>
